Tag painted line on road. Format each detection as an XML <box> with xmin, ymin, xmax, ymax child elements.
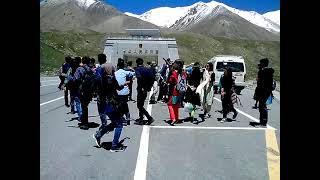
<box><xmin>265</xmin><ymin>129</ymin><xmax>280</xmax><ymax>180</ymax></box>
<box><xmin>151</xmin><ymin>125</ymin><xmax>270</xmax><ymax>130</ymax></box>
<box><xmin>40</xmin><ymin>96</ymin><xmax>64</xmax><ymax>106</ymax></box>
<box><xmin>41</xmin><ymin>80</ymin><xmax>59</xmax><ymax>83</ymax></box>
<box><xmin>40</xmin><ymin>83</ymin><xmax>59</xmax><ymax>87</ymax></box>
<box><xmin>214</xmin><ymin>97</ymin><xmax>276</xmax><ymax>130</ymax></box>
<box><xmin>134</xmin><ymin>87</ymin><xmax>154</xmax><ymax>180</ymax></box>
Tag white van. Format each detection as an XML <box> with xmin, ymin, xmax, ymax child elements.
<box><xmin>208</xmin><ymin>55</ymin><xmax>246</xmax><ymax>94</ymax></box>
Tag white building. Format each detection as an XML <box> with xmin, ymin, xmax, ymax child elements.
<box><xmin>103</xmin><ymin>29</ymin><xmax>179</xmax><ymax>66</ymax></box>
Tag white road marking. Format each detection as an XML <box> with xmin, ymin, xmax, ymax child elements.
<box><xmin>40</xmin><ymin>83</ymin><xmax>59</xmax><ymax>87</ymax></box>
<box><xmin>214</xmin><ymin>97</ymin><xmax>276</xmax><ymax>130</ymax></box>
<box><xmin>40</xmin><ymin>96</ymin><xmax>64</xmax><ymax>106</ymax></box>
<box><xmin>151</xmin><ymin>125</ymin><xmax>271</xmax><ymax>130</ymax></box>
<box><xmin>133</xmin><ymin>125</ymin><xmax>150</xmax><ymax>180</ymax></box>
<box><xmin>41</xmin><ymin>80</ymin><xmax>60</xmax><ymax>83</ymax></box>
<box><xmin>134</xmin><ymin>87</ymin><xmax>154</xmax><ymax>180</ymax></box>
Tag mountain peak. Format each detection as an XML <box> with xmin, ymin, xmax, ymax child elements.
<box><xmin>125</xmin><ymin>1</ymin><xmax>280</xmax><ymax>33</ymax></box>
<box><xmin>41</xmin><ymin>0</ymin><xmax>98</xmax><ymax>8</ymax></box>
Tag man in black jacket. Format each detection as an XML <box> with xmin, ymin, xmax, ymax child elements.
<box><xmin>255</xmin><ymin>58</ymin><xmax>274</xmax><ymax>127</ymax></box>
<box><xmin>134</xmin><ymin>58</ymin><xmax>155</xmax><ymax>125</ymax></box>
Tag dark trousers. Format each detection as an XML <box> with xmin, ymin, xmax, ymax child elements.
<box><xmin>222</xmin><ymin>92</ymin><xmax>237</xmax><ymax>118</ymax></box>
<box><xmin>137</xmin><ymin>89</ymin><xmax>152</xmax><ymax>120</ymax></box>
<box><xmin>157</xmin><ymin>80</ymin><xmax>167</xmax><ymax>101</ymax></box>
<box><xmin>64</xmin><ymin>88</ymin><xmax>69</xmax><ymax>105</ymax></box>
<box><xmin>258</xmin><ymin>93</ymin><xmax>269</xmax><ymax>125</ymax></box>
<box><xmin>128</xmin><ymin>80</ymin><xmax>133</xmax><ymax>100</ymax></box>
<box><xmin>58</xmin><ymin>76</ymin><xmax>65</xmax><ymax>89</ymax></box>
<box><xmin>119</xmin><ymin>95</ymin><xmax>130</xmax><ymax>119</ymax></box>
<box><xmin>80</xmin><ymin>100</ymin><xmax>90</xmax><ymax>124</ymax></box>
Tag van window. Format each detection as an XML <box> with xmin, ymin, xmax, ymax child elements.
<box><xmin>216</xmin><ymin>62</ymin><xmax>244</xmax><ymax>72</ymax></box>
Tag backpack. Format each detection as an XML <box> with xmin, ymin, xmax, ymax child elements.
<box><xmin>79</xmin><ymin>67</ymin><xmax>100</xmax><ymax>101</ymax></box>
<box><xmin>272</xmin><ymin>79</ymin><xmax>276</xmax><ymax>91</ymax></box>
<box><xmin>175</xmin><ymin>74</ymin><xmax>187</xmax><ymax>95</ymax></box>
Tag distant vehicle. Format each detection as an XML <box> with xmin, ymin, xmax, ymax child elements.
<box><xmin>209</xmin><ymin>55</ymin><xmax>246</xmax><ymax>94</ymax></box>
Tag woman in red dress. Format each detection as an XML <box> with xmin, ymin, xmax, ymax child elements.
<box><xmin>167</xmin><ymin>59</ymin><xmax>187</xmax><ymax>126</ymax></box>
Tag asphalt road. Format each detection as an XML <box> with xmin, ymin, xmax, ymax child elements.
<box><xmin>40</xmin><ymin>76</ymin><xmax>280</xmax><ymax>180</ymax></box>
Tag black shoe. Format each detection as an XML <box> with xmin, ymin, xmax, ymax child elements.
<box><xmin>134</xmin><ymin>120</ymin><xmax>146</xmax><ymax>125</ymax></box>
<box><xmin>232</xmin><ymin>111</ymin><xmax>238</xmax><ymax>120</ymax></box>
<box><xmin>65</xmin><ymin>104</ymin><xmax>70</xmax><ymax>107</ymax></box>
<box><xmin>93</xmin><ymin>134</ymin><xmax>101</xmax><ymax>147</ymax></box>
<box><xmin>256</xmin><ymin>123</ymin><xmax>267</xmax><ymax>128</ymax></box>
<box><xmin>252</xmin><ymin>105</ymin><xmax>258</xmax><ymax>109</ymax></box>
<box><xmin>79</xmin><ymin>124</ymin><xmax>89</xmax><ymax>130</ymax></box>
<box><xmin>147</xmin><ymin>118</ymin><xmax>155</xmax><ymax>125</ymax></box>
<box><xmin>170</xmin><ymin>120</ymin><xmax>177</xmax><ymax>126</ymax></box>
<box><xmin>149</xmin><ymin>100</ymin><xmax>156</xmax><ymax>104</ymax></box>
<box><xmin>110</xmin><ymin>146</ymin><xmax>126</xmax><ymax>152</ymax></box>
<box><xmin>135</xmin><ymin>118</ymin><xmax>143</xmax><ymax>122</ymax></box>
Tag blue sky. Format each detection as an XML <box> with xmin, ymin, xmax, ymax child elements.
<box><xmin>105</xmin><ymin>0</ymin><xmax>280</xmax><ymax>14</ymax></box>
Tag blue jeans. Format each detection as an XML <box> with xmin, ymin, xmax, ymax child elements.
<box><xmin>97</xmin><ymin>96</ymin><xmax>107</xmax><ymax>123</ymax></box>
<box><xmin>74</xmin><ymin>97</ymin><xmax>82</xmax><ymax>121</ymax></box>
<box><xmin>95</xmin><ymin>108</ymin><xmax>124</xmax><ymax>148</ymax></box>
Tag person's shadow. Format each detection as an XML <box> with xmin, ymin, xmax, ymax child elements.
<box><xmin>67</xmin><ymin>122</ymin><xmax>100</xmax><ymax>129</ymax></box>
<box><xmin>94</xmin><ymin>137</ymin><xmax>130</xmax><ymax>151</ymax></box>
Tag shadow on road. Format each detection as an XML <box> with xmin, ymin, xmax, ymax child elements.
<box><xmin>94</xmin><ymin>137</ymin><xmax>130</xmax><ymax>151</ymax></box>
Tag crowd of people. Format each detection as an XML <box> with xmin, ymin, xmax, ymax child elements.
<box><xmin>58</xmin><ymin>54</ymin><xmax>275</xmax><ymax>152</ymax></box>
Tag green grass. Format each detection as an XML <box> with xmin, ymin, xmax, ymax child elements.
<box><xmin>163</xmin><ymin>32</ymin><xmax>280</xmax><ymax>81</ymax></box>
<box><xmin>40</xmin><ymin>31</ymin><xmax>280</xmax><ymax>81</ymax></box>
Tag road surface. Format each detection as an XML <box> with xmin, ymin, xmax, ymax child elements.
<box><xmin>40</xmin><ymin>76</ymin><xmax>280</xmax><ymax>180</ymax></box>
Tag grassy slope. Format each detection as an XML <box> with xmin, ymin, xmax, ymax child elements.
<box><xmin>164</xmin><ymin>32</ymin><xmax>280</xmax><ymax>81</ymax></box>
<box><xmin>40</xmin><ymin>31</ymin><xmax>279</xmax><ymax>81</ymax></box>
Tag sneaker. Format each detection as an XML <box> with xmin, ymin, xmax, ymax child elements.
<box><xmin>232</xmin><ymin>111</ymin><xmax>238</xmax><ymax>120</ymax></box>
<box><xmin>110</xmin><ymin>146</ymin><xmax>126</xmax><ymax>152</ymax></box>
<box><xmin>220</xmin><ymin>118</ymin><xmax>226</xmax><ymax>123</ymax></box>
<box><xmin>134</xmin><ymin>120</ymin><xmax>146</xmax><ymax>125</ymax></box>
<box><xmin>146</xmin><ymin>118</ymin><xmax>155</xmax><ymax>125</ymax></box>
<box><xmin>93</xmin><ymin>134</ymin><xmax>101</xmax><ymax>147</ymax></box>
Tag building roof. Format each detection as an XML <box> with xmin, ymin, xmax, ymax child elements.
<box><xmin>125</xmin><ymin>29</ymin><xmax>160</xmax><ymax>37</ymax></box>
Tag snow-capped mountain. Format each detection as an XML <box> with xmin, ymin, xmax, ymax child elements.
<box><xmin>126</xmin><ymin>1</ymin><xmax>280</xmax><ymax>33</ymax></box>
<box><xmin>263</xmin><ymin>10</ymin><xmax>280</xmax><ymax>25</ymax></box>
<box><xmin>40</xmin><ymin>0</ymin><xmax>158</xmax><ymax>33</ymax></box>
<box><xmin>40</xmin><ymin>0</ymin><xmax>98</xmax><ymax>8</ymax></box>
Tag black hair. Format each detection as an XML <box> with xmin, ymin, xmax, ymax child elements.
<box><xmin>136</xmin><ymin>58</ymin><xmax>144</xmax><ymax>65</ymax></box>
<box><xmin>260</xmin><ymin>58</ymin><xmax>269</xmax><ymax>67</ymax></box>
<box><xmin>98</xmin><ymin>54</ymin><xmax>107</xmax><ymax>65</ymax></box>
<box><xmin>117</xmin><ymin>60</ymin><xmax>125</xmax><ymax>69</ymax></box>
<box><xmin>207</xmin><ymin>62</ymin><xmax>214</xmax><ymax>72</ymax></box>
<box><xmin>90</xmin><ymin>58</ymin><xmax>95</xmax><ymax>64</ymax></box>
<box><xmin>74</xmin><ymin>57</ymin><xmax>81</xmax><ymax>65</ymax></box>
<box><xmin>147</xmin><ymin>61</ymin><xmax>151</xmax><ymax>65</ymax></box>
<box><xmin>65</xmin><ymin>56</ymin><xmax>72</xmax><ymax>63</ymax></box>
<box><xmin>127</xmin><ymin>61</ymin><xmax>132</xmax><ymax>66</ymax></box>
<box><xmin>82</xmin><ymin>56</ymin><xmax>90</xmax><ymax>65</ymax></box>
<box><xmin>174</xmin><ymin>59</ymin><xmax>183</xmax><ymax>74</ymax></box>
